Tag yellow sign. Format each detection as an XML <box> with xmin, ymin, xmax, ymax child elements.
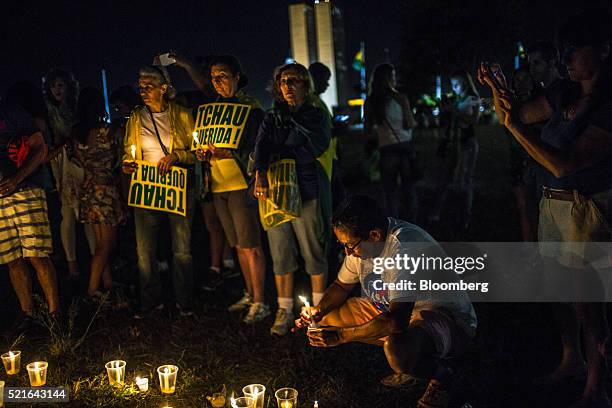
<box><xmin>128</xmin><ymin>160</ymin><xmax>188</xmax><ymax>217</ymax></box>
<box><xmin>192</xmin><ymin>102</ymin><xmax>252</xmax><ymax>150</ymax></box>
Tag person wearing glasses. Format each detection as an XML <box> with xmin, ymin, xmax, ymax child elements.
<box><xmin>253</xmin><ymin>63</ymin><xmax>332</xmax><ymax>336</ymax></box>
<box><xmin>295</xmin><ymin>195</ymin><xmax>477</xmax><ymax>408</ymax></box>
<box><xmin>122</xmin><ymin>66</ymin><xmax>196</xmax><ymax>319</ymax></box>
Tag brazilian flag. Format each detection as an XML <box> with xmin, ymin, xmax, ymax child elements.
<box><xmin>352</xmin><ymin>50</ymin><xmax>364</xmax><ymax>71</ymax></box>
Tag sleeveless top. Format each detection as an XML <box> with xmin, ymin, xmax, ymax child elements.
<box><xmin>374</xmin><ymin>98</ymin><xmax>413</xmax><ymax>148</ymax></box>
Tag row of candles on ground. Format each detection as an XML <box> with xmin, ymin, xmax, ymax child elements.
<box><xmin>2</xmin><ymin>351</ymin><xmax>48</xmax><ymax>387</ymax></box>
<box><xmin>2</xmin><ymin>352</ymin><xmax>315</xmax><ymax>408</ymax></box>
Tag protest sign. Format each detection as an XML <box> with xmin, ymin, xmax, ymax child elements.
<box><xmin>192</xmin><ymin>102</ymin><xmax>252</xmax><ymax>150</ymax></box>
<box><xmin>128</xmin><ymin>160</ymin><xmax>187</xmax><ymax>217</ymax></box>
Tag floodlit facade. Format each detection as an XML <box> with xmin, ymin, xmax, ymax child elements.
<box><xmin>289</xmin><ymin>1</ymin><xmax>347</xmax><ymax>108</ymax></box>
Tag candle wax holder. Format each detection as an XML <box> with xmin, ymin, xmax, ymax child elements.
<box><xmin>27</xmin><ymin>361</ymin><xmax>48</xmax><ymax>387</ymax></box>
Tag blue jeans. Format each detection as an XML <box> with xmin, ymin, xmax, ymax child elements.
<box><xmin>267</xmin><ymin>199</ymin><xmax>327</xmax><ymax>276</ymax></box>
<box><xmin>134</xmin><ymin>191</ymin><xmax>194</xmax><ymax>310</ymax></box>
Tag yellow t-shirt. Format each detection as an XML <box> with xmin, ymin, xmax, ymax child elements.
<box><xmin>210</xmin><ymin>158</ymin><xmax>248</xmax><ymax>193</ymax></box>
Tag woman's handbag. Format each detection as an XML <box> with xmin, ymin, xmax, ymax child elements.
<box><xmin>258</xmin><ymin>158</ymin><xmax>302</xmax><ymax>231</ymax></box>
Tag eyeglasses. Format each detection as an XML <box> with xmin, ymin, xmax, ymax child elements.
<box><xmin>338</xmin><ymin>238</ymin><xmax>363</xmax><ymax>253</ymax></box>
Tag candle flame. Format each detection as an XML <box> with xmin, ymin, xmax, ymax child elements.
<box><xmin>314</xmin><ymin>401</ymin><xmax>319</xmax><ymax>408</ymax></box>
<box><xmin>298</xmin><ymin>295</ymin><xmax>308</xmax><ymax>304</ymax></box>
<box><xmin>8</xmin><ymin>351</ymin><xmax>14</xmax><ymax>358</ymax></box>
<box><xmin>130</xmin><ymin>144</ymin><xmax>136</xmax><ymax>159</ymax></box>
<box><xmin>230</xmin><ymin>396</ymin><xmax>237</xmax><ymax>408</ymax></box>
<box><xmin>192</xmin><ymin>131</ymin><xmax>199</xmax><ymax>145</ymax></box>
<box><xmin>164</xmin><ymin>367</ymin><xmax>169</xmax><ymax>374</ymax></box>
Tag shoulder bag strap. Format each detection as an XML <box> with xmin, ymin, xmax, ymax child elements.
<box><xmin>147</xmin><ymin>107</ymin><xmax>170</xmax><ymax>156</ymax></box>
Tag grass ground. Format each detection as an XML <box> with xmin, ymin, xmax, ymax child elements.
<box><xmin>0</xmin><ymin>124</ymin><xmax>609</xmax><ymax>407</ymax></box>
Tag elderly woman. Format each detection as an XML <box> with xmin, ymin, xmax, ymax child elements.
<box><xmin>253</xmin><ymin>63</ymin><xmax>332</xmax><ymax>336</ymax></box>
<box><xmin>122</xmin><ymin>66</ymin><xmax>196</xmax><ymax>318</ymax></box>
<box><xmin>195</xmin><ymin>55</ymin><xmax>269</xmax><ymax>324</ymax></box>
<box><xmin>480</xmin><ymin>10</ymin><xmax>612</xmax><ymax>407</ymax></box>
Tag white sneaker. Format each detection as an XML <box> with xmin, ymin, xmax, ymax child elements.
<box><xmin>228</xmin><ymin>292</ymin><xmax>253</xmax><ymax>312</ymax></box>
<box><xmin>270</xmin><ymin>308</ymin><xmax>294</xmax><ymax>336</ymax></box>
<box><xmin>243</xmin><ymin>302</ymin><xmax>271</xmax><ymax>324</ymax></box>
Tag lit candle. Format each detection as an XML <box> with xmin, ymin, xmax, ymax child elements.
<box><xmin>314</xmin><ymin>401</ymin><xmax>319</xmax><ymax>408</ymax></box>
<box><xmin>130</xmin><ymin>144</ymin><xmax>136</xmax><ymax>160</ymax></box>
<box><xmin>157</xmin><ymin>365</ymin><xmax>177</xmax><ymax>394</ymax></box>
<box><xmin>299</xmin><ymin>295</ymin><xmax>319</xmax><ymax>329</ymax></box>
<box><xmin>135</xmin><ymin>376</ymin><xmax>148</xmax><ymax>392</ymax></box>
<box><xmin>192</xmin><ymin>131</ymin><xmax>200</xmax><ymax>146</ymax></box>
<box><xmin>1</xmin><ymin>350</ymin><xmax>21</xmax><ymax>375</ymax></box>
<box><xmin>164</xmin><ymin>367</ymin><xmax>169</xmax><ymax>391</ymax></box>
<box><xmin>26</xmin><ymin>361</ymin><xmax>48</xmax><ymax>387</ymax></box>
<box><xmin>104</xmin><ymin>360</ymin><xmax>126</xmax><ymax>386</ymax></box>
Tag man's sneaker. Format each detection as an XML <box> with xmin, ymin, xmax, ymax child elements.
<box><xmin>380</xmin><ymin>372</ymin><xmax>427</xmax><ymax>388</ymax></box>
<box><xmin>176</xmin><ymin>303</ymin><xmax>194</xmax><ymax>317</ymax></box>
<box><xmin>270</xmin><ymin>308</ymin><xmax>294</xmax><ymax>336</ymax></box>
<box><xmin>243</xmin><ymin>303</ymin><xmax>271</xmax><ymax>324</ymax></box>
<box><xmin>201</xmin><ymin>269</ymin><xmax>224</xmax><ymax>292</ymax></box>
<box><xmin>133</xmin><ymin>303</ymin><xmax>164</xmax><ymax>320</ymax></box>
<box><xmin>228</xmin><ymin>292</ymin><xmax>253</xmax><ymax>312</ymax></box>
<box><xmin>417</xmin><ymin>380</ymin><xmax>450</xmax><ymax>408</ymax></box>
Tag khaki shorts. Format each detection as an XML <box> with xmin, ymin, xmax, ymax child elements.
<box><xmin>0</xmin><ymin>187</ymin><xmax>53</xmax><ymax>264</ymax></box>
<box><xmin>213</xmin><ymin>189</ymin><xmax>261</xmax><ymax>249</ymax></box>
<box><xmin>320</xmin><ymin>297</ymin><xmax>472</xmax><ymax>358</ymax></box>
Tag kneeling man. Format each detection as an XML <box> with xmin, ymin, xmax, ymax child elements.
<box><xmin>296</xmin><ymin>195</ymin><xmax>477</xmax><ymax>408</ymax></box>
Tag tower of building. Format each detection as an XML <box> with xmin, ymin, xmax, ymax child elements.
<box><xmin>288</xmin><ymin>0</ymin><xmax>347</xmax><ymax>109</ymax></box>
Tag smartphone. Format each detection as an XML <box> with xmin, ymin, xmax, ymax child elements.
<box><xmin>159</xmin><ymin>53</ymin><xmax>176</xmax><ymax>67</ymax></box>
<box><xmin>488</xmin><ymin>63</ymin><xmax>507</xmax><ymax>92</ymax></box>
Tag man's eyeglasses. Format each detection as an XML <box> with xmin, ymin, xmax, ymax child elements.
<box><xmin>338</xmin><ymin>238</ymin><xmax>362</xmax><ymax>252</ymax></box>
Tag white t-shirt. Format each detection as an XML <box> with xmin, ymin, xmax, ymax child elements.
<box><xmin>373</xmin><ymin>98</ymin><xmax>413</xmax><ymax>148</ymax></box>
<box><xmin>337</xmin><ymin>218</ymin><xmax>477</xmax><ymax>334</ymax></box>
<box><xmin>140</xmin><ymin>110</ymin><xmax>171</xmax><ymax>163</ymax></box>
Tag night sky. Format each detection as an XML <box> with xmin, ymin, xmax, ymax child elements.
<box><xmin>3</xmin><ymin>0</ymin><xmax>405</xmax><ymax>107</ymax></box>
<box><xmin>4</xmin><ymin>0</ymin><xmax>610</xmax><ymax>107</ymax></box>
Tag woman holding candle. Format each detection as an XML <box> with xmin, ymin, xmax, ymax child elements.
<box><xmin>122</xmin><ymin>66</ymin><xmax>196</xmax><ymax>318</ymax></box>
<box><xmin>479</xmin><ymin>10</ymin><xmax>612</xmax><ymax>406</ymax></box>
<box><xmin>73</xmin><ymin>87</ymin><xmax>126</xmax><ymax>298</ymax></box>
<box><xmin>253</xmin><ymin>63</ymin><xmax>332</xmax><ymax>336</ymax></box>
<box><xmin>194</xmin><ymin>55</ymin><xmax>270</xmax><ymax>323</ymax></box>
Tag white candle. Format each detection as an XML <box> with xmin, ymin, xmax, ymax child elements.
<box><xmin>8</xmin><ymin>351</ymin><xmax>15</xmax><ymax>374</ymax></box>
<box><xmin>135</xmin><ymin>376</ymin><xmax>148</xmax><ymax>391</ymax></box>
<box><xmin>130</xmin><ymin>144</ymin><xmax>136</xmax><ymax>160</ymax></box>
<box><xmin>299</xmin><ymin>295</ymin><xmax>318</xmax><ymax>328</ymax></box>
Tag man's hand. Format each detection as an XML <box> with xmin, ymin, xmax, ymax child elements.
<box><xmin>122</xmin><ymin>161</ymin><xmax>139</xmax><ymax>174</ymax></box>
<box><xmin>157</xmin><ymin>152</ymin><xmax>178</xmax><ymax>176</ymax></box>
<box><xmin>294</xmin><ymin>305</ymin><xmax>323</xmax><ymax>330</ymax></box>
<box><xmin>496</xmin><ymin>92</ymin><xmax>520</xmax><ymax>130</ymax></box>
<box><xmin>0</xmin><ymin>176</ymin><xmax>20</xmax><ymax>197</ymax></box>
<box><xmin>306</xmin><ymin>326</ymin><xmax>344</xmax><ymax>348</ymax></box>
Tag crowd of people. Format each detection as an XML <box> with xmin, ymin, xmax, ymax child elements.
<box><xmin>1</xmin><ymin>8</ymin><xmax>611</xmax><ymax>407</ymax></box>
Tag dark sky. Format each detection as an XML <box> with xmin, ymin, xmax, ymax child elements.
<box><xmin>5</xmin><ymin>0</ymin><xmax>608</xmax><ymax>106</ymax></box>
<box><xmin>3</xmin><ymin>0</ymin><xmax>405</xmax><ymax>107</ymax></box>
